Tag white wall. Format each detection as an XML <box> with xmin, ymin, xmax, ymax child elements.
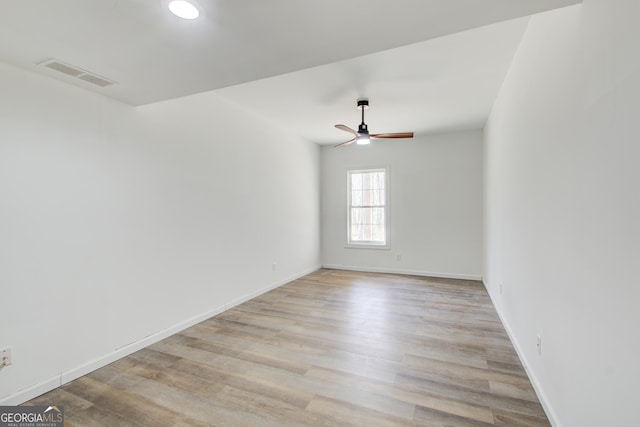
<box><xmin>0</xmin><ymin>62</ymin><xmax>321</xmax><ymax>403</ymax></box>
<box><xmin>484</xmin><ymin>2</ymin><xmax>640</xmax><ymax>426</ymax></box>
<box><xmin>322</xmin><ymin>131</ymin><xmax>483</xmax><ymax>279</ymax></box>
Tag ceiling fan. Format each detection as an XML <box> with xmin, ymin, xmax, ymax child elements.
<box><xmin>334</xmin><ymin>99</ymin><xmax>413</xmax><ymax>147</ymax></box>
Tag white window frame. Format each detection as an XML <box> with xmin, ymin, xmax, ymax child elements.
<box><xmin>346</xmin><ymin>167</ymin><xmax>389</xmax><ymax>249</ymax></box>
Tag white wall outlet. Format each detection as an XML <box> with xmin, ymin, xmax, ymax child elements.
<box><xmin>1</xmin><ymin>347</ymin><xmax>12</xmax><ymax>367</ymax></box>
<box><xmin>536</xmin><ymin>335</ymin><xmax>542</xmax><ymax>356</ymax></box>
<box><xmin>396</xmin><ymin>253</ymin><xmax>402</xmax><ymax>261</ymax></box>
<box><xmin>500</xmin><ymin>282</ymin><xmax>503</xmax><ymax>295</ymax></box>
<box><xmin>272</xmin><ymin>262</ymin><xmax>276</xmax><ymax>272</ymax></box>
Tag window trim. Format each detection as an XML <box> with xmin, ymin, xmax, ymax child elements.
<box><xmin>346</xmin><ymin>167</ymin><xmax>390</xmax><ymax>249</ymax></box>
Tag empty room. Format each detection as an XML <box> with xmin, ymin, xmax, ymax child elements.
<box><xmin>0</xmin><ymin>1</ymin><xmax>638</xmax><ymax>426</ymax></box>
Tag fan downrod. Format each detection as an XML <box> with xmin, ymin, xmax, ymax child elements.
<box><xmin>357</xmin><ymin>99</ymin><xmax>369</xmax><ymax>134</ymax></box>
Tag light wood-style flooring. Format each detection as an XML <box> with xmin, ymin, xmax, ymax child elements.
<box><xmin>26</xmin><ymin>269</ymin><xmax>550</xmax><ymax>426</ymax></box>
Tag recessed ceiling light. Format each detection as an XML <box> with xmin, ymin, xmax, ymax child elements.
<box><xmin>168</xmin><ymin>0</ymin><xmax>200</xmax><ymax>19</ymax></box>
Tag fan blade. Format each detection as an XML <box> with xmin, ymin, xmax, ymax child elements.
<box><xmin>334</xmin><ymin>137</ymin><xmax>356</xmax><ymax>147</ymax></box>
<box><xmin>335</xmin><ymin>124</ymin><xmax>359</xmax><ymax>136</ymax></box>
<box><xmin>370</xmin><ymin>132</ymin><xmax>414</xmax><ymax>139</ymax></box>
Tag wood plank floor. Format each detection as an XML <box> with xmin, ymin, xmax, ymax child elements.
<box><xmin>26</xmin><ymin>269</ymin><xmax>550</xmax><ymax>426</ymax></box>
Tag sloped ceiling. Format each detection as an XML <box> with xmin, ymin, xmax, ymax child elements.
<box><xmin>0</xmin><ymin>0</ymin><xmax>581</xmax><ymax>143</ymax></box>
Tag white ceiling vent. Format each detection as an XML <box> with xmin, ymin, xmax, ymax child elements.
<box><xmin>40</xmin><ymin>59</ymin><xmax>116</xmax><ymax>88</ymax></box>
<box><xmin>77</xmin><ymin>73</ymin><xmax>115</xmax><ymax>88</ymax></box>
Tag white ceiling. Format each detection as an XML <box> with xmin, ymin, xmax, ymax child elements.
<box><xmin>0</xmin><ymin>0</ymin><xmax>581</xmax><ymax>144</ymax></box>
<box><xmin>216</xmin><ymin>17</ymin><xmax>529</xmax><ymax>145</ymax></box>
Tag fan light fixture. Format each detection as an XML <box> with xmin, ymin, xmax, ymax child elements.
<box><xmin>333</xmin><ymin>98</ymin><xmax>414</xmax><ymax>148</ymax></box>
<box><xmin>168</xmin><ymin>0</ymin><xmax>200</xmax><ymax>19</ymax></box>
<box><xmin>356</xmin><ymin>134</ymin><xmax>371</xmax><ymax>145</ymax></box>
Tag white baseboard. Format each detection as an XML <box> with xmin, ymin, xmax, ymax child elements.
<box><xmin>321</xmin><ymin>264</ymin><xmax>482</xmax><ymax>281</ymax></box>
<box><xmin>483</xmin><ymin>280</ymin><xmax>563</xmax><ymax>427</ymax></box>
<box><xmin>221</xmin><ymin>264</ymin><xmax>321</xmax><ymax>309</ymax></box>
<box><xmin>0</xmin><ymin>264</ymin><xmax>321</xmax><ymax>406</ymax></box>
<box><xmin>0</xmin><ymin>376</ymin><xmax>63</xmax><ymax>407</ymax></box>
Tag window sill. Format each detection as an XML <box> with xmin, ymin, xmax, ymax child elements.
<box><xmin>345</xmin><ymin>243</ymin><xmax>390</xmax><ymax>250</ymax></box>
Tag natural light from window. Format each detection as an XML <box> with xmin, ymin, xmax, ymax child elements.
<box><xmin>348</xmin><ymin>168</ymin><xmax>387</xmax><ymax>246</ymax></box>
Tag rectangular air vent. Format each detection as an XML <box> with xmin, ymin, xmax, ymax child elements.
<box><xmin>77</xmin><ymin>73</ymin><xmax>115</xmax><ymax>87</ymax></box>
<box><xmin>39</xmin><ymin>59</ymin><xmax>116</xmax><ymax>88</ymax></box>
<box><xmin>44</xmin><ymin>61</ymin><xmax>84</xmax><ymax>77</ymax></box>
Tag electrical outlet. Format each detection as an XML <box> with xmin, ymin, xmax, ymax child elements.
<box><xmin>396</xmin><ymin>253</ymin><xmax>402</xmax><ymax>261</ymax></box>
<box><xmin>536</xmin><ymin>335</ymin><xmax>542</xmax><ymax>356</ymax></box>
<box><xmin>1</xmin><ymin>347</ymin><xmax>12</xmax><ymax>367</ymax></box>
<box><xmin>272</xmin><ymin>262</ymin><xmax>276</xmax><ymax>272</ymax></box>
<box><xmin>500</xmin><ymin>282</ymin><xmax>503</xmax><ymax>295</ymax></box>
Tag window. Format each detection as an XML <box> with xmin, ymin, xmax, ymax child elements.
<box><xmin>348</xmin><ymin>168</ymin><xmax>388</xmax><ymax>246</ymax></box>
